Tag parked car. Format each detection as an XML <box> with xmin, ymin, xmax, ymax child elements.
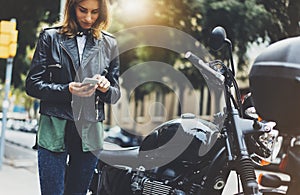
<box><xmin>103</xmin><ymin>125</ymin><xmax>143</xmax><ymax>147</ymax></box>
<box><xmin>19</xmin><ymin>119</ymin><xmax>38</xmax><ymax>133</ymax></box>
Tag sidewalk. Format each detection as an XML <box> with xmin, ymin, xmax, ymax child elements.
<box><xmin>0</xmin><ymin>129</ymin><xmax>40</xmax><ymax>195</ymax></box>
<box><xmin>0</xmin><ymin>159</ymin><xmax>40</xmax><ymax>195</ymax></box>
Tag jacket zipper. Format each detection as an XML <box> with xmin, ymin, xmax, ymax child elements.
<box><xmin>60</xmin><ymin>43</ymin><xmax>83</xmax><ymax>120</ymax></box>
<box><xmin>48</xmin><ymin>64</ymin><xmax>62</xmax><ymax>68</ymax></box>
<box><xmin>48</xmin><ymin>64</ymin><xmax>62</xmax><ymax>82</ymax></box>
<box><xmin>60</xmin><ymin>44</ymin><xmax>77</xmax><ymax>75</ymax></box>
<box><xmin>95</xmin><ymin>96</ymin><xmax>100</xmax><ymax>120</ymax></box>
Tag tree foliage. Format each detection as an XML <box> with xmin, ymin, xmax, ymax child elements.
<box><xmin>198</xmin><ymin>0</ymin><xmax>300</xmax><ymax>70</ymax></box>
<box><xmin>108</xmin><ymin>0</ymin><xmax>299</xmax><ymax>106</ymax></box>
<box><xmin>0</xmin><ymin>0</ymin><xmax>60</xmax><ymax>88</ymax></box>
<box><xmin>1</xmin><ymin>0</ymin><xmax>299</xmax><ymax>93</ymax></box>
<box><xmin>113</xmin><ymin>0</ymin><xmax>299</xmax><ymax>88</ymax></box>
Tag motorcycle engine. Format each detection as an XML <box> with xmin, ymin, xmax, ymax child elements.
<box><xmin>130</xmin><ymin>114</ymin><xmax>221</xmax><ymax>194</ymax></box>
<box><xmin>130</xmin><ymin>166</ymin><xmax>199</xmax><ymax>195</ymax></box>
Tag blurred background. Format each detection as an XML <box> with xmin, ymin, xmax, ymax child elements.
<box><xmin>0</xmin><ymin>2</ymin><xmax>298</xmax><ymax>194</ymax></box>
<box><xmin>0</xmin><ymin>0</ymin><xmax>299</xmax><ymax>137</ymax></box>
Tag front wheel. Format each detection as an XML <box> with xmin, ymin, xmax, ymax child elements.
<box><xmin>92</xmin><ymin>164</ymin><xmax>132</xmax><ymax>195</ymax></box>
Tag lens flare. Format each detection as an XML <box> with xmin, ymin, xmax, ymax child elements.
<box><xmin>119</xmin><ymin>0</ymin><xmax>150</xmax><ymax>21</ymax></box>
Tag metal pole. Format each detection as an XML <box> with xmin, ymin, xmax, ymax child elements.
<box><xmin>60</xmin><ymin>0</ymin><xmax>66</xmax><ymax>22</ymax></box>
<box><xmin>0</xmin><ymin>57</ymin><xmax>13</xmax><ymax>170</ymax></box>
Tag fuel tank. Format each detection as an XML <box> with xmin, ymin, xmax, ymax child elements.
<box><xmin>139</xmin><ymin>113</ymin><xmax>220</xmax><ymax>165</ymax></box>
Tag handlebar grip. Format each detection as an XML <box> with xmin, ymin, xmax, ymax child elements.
<box><xmin>185</xmin><ymin>51</ymin><xmax>225</xmax><ymax>85</ymax></box>
<box><xmin>185</xmin><ymin>51</ymin><xmax>205</xmax><ymax>66</ymax></box>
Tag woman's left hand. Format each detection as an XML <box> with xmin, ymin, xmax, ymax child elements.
<box><xmin>93</xmin><ymin>74</ymin><xmax>110</xmax><ymax>93</ymax></box>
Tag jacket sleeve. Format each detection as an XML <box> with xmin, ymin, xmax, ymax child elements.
<box><xmin>25</xmin><ymin>30</ymin><xmax>71</xmax><ymax>102</ymax></box>
<box><xmin>96</xmin><ymin>38</ymin><xmax>121</xmax><ymax>104</ymax></box>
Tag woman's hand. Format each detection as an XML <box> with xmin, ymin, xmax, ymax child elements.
<box><xmin>69</xmin><ymin>82</ymin><xmax>97</xmax><ymax>97</ymax></box>
<box><xmin>93</xmin><ymin>74</ymin><xmax>110</xmax><ymax>93</ymax></box>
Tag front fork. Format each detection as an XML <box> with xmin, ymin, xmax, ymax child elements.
<box><xmin>237</xmin><ymin>156</ymin><xmax>260</xmax><ymax>195</ymax></box>
<box><xmin>225</xmin><ymin>110</ymin><xmax>261</xmax><ymax>195</ymax></box>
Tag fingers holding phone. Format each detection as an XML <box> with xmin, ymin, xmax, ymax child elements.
<box><xmin>93</xmin><ymin>74</ymin><xmax>110</xmax><ymax>93</ymax></box>
<box><xmin>69</xmin><ymin>81</ymin><xmax>97</xmax><ymax>97</ymax></box>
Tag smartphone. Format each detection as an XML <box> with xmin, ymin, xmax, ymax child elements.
<box><xmin>82</xmin><ymin>77</ymin><xmax>99</xmax><ymax>85</ymax></box>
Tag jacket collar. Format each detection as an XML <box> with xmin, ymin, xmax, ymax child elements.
<box><xmin>80</xmin><ymin>35</ymin><xmax>101</xmax><ymax>69</ymax></box>
<box><xmin>60</xmin><ymin>35</ymin><xmax>102</xmax><ymax>70</ymax></box>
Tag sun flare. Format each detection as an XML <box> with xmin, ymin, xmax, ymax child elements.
<box><xmin>119</xmin><ymin>0</ymin><xmax>150</xmax><ymax>20</ymax></box>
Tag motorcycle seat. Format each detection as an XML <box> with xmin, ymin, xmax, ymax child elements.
<box><xmin>99</xmin><ymin>141</ymin><xmax>140</xmax><ymax>169</ymax></box>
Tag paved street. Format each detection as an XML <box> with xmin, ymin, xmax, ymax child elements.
<box><xmin>0</xmin><ymin>128</ymin><xmax>290</xmax><ymax>195</ymax></box>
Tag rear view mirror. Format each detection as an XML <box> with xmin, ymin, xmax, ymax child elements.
<box><xmin>209</xmin><ymin>26</ymin><xmax>227</xmax><ymax>51</ymax></box>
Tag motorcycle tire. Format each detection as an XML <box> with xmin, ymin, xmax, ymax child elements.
<box><xmin>96</xmin><ymin>165</ymin><xmax>132</xmax><ymax>195</ymax></box>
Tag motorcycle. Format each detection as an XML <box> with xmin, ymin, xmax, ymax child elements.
<box><xmin>90</xmin><ymin>26</ymin><xmax>280</xmax><ymax>195</ymax></box>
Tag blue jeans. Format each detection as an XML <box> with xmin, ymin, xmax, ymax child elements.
<box><xmin>38</xmin><ymin>121</ymin><xmax>99</xmax><ymax>195</ymax></box>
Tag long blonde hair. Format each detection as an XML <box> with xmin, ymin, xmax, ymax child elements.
<box><xmin>60</xmin><ymin>0</ymin><xmax>110</xmax><ymax>39</ymax></box>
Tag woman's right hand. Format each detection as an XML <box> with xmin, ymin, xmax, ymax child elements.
<box><xmin>69</xmin><ymin>82</ymin><xmax>97</xmax><ymax>97</ymax></box>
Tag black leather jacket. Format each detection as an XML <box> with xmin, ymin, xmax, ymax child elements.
<box><xmin>26</xmin><ymin>27</ymin><xmax>121</xmax><ymax>122</ymax></box>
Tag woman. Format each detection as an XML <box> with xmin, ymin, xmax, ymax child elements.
<box><xmin>25</xmin><ymin>0</ymin><xmax>120</xmax><ymax>194</ymax></box>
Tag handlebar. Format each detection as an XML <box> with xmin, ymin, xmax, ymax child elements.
<box><xmin>185</xmin><ymin>51</ymin><xmax>225</xmax><ymax>87</ymax></box>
